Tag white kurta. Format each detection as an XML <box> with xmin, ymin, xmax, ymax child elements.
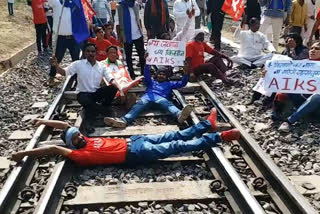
<box><xmin>173</xmin><ymin>0</ymin><xmax>200</xmax><ymax>41</ymax></box>
<box><xmin>231</xmin><ymin>28</ymin><xmax>276</xmax><ymax>67</ymax></box>
<box><xmin>303</xmin><ymin>0</ymin><xmax>316</xmax><ymax>45</ymax></box>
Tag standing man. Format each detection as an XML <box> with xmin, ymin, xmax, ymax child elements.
<box><xmin>173</xmin><ymin>0</ymin><xmax>200</xmax><ymax>41</ymax></box>
<box><xmin>7</xmin><ymin>0</ymin><xmax>14</xmax><ymax>16</ymax></box>
<box><xmin>93</xmin><ymin>0</ymin><xmax>112</xmax><ymax>26</ymax></box>
<box><xmin>259</xmin><ymin>0</ymin><xmax>292</xmax><ymax>51</ymax></box>
<box><xmin>110</xmin><ymin>0</ymin><xmax>117</xmax><ymax>21</ymax></box>
<box><xmin>115</xmin><ymin>0</ymin><xmax>145</xmax><ymax>79</ymax></box>
<box><xmin>48</xmin><ymin>0</ymin><xmax>81</xmax><ymax>87</ymax></box>
<box><xmin>144</xmin><ymin>0</ymin><xmax>170</xmax><ymax>39</ymax></box>
<box><xmin>195</xmin><ymin>0</ymin><xmax>206</xmax><ymax>29</ymax></box>
<box><xmin>289</xmin><ymin>0</ymin><xmax>308</xmax><ymax>35</ymax></box>
<box><xmin>207</xmin><ymin>0</ymin><xmax>225</xmax><ymax>51</ymax></box>
<box><xmin>303</xmin><ymin>0</ymin><xmax>315</xmax><ymax>45</ymax></box>
<box><xmin>28</xmin><ymin>0</ymin><xmax>48</xmax><ymax>54</ymax></box>
<box><xmin>44</xmin><ymin>0</ymin><xmax>53</xmax><ymax>49</ymax></box>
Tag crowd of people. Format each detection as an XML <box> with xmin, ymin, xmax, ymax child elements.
<box><xmin>8</xmin><ymin>0</ymin><xmax>320</xmax><ymax>167</ymax></box>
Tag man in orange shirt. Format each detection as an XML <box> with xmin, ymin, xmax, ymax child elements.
<box><xmin>11</xmin><ymin>109</ymin><xmax>240</xmax><ymax>166</ymax></box>
<box><xmin>28</xmin><ymin>0</ymin><xmax>48</xmax><ymax>54</ymax></box>
<box><xmin>88</xmin><ymin>27</ymin><xmax>112</xmax><ymax>61</ymax></box>
<box><xmin>186</xmin><ymin>30</ymin><xmax>233</xmax><ymax>84</ymax></box>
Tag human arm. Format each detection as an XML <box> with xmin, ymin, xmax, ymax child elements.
<box><xmin>308</xmin><ymin>17</ymin><xmax>320</xmax><ymax>45</ymax></box>
<box><xmin>32</xmin><ymin>118</ymin><xmax>70</xmax><ymax>129</ymax></box>
<box><xmin>173</xmin><ymin>15</ymin><xmax>193</xmax><ymax>41</ymax></box>
<box><xmin>192</xmin><ymin>0</ymin><xmax>200</xmax><ymax>17</ymax></box>
<box><xmin>170</xmin><ymin>61</ymin><xmax>190</xmax><ymax>89</ymax></box>
<box><xmin>11</xmin><ymin>146</ymin><xmax>71</xmax><ymax>162</ymax></box>
<box><xmin>233</xmin><ymin>24</ymin><xmax>243</xmax><ymax>40</ymax></box>
<box><xmin>204</xmin><ymin>43</ymin><xmax>233</xmax><ymax>68</ymax></box>
<box><xmin>50</xmin><ymin>56</ymin><xmax>67</xmax><ymax>76</ymax></box>
<box><xmin>262</xmin><ymin>34</ymin><xmax>276</xmax><ymax>52</ymax></box>
<box><xmin>143</xmin><ymin>64</ymin><xmax>153</xmax><ymax>87</ymax></box>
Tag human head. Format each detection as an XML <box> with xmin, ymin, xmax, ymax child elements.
<box><xmin>95</xmin><ymin>27</ymin><xmax>104</xmax><ymax>39</ymax></box>
<box><xmin>64</xmin><ymin>127</ymin><xmax>87</xmax><ymax>149</ymax></box>
<box><xmin>104</xmin><ymin>22</ymin><xmax>113</xmax><ymax>36</ymax></box>
<box><xmin>285</xmin><ymin>33</ymin><xmax>303</xmax><ymax>48</ymax></box>
<box><xmin>156</xmin><ymin>66</ymin><xmax>170</xmax><ymax>82</ymax></box>
<box><xmin>84</xmin><ymin>43</ymin><xmax>97</xmax><ymax>63</ymax></box>
<box><xmin>194</xmin><ymin>30</ymin><xmax>205</xmax><ymax>42</ymax></box>
<box><xmin>309</xmin><ymin>42</ymin><xmax>320</xmax><ymax>60</ymax></box>
<box><xmin>107</xmin><ymin>46</ymin><xmax>118</xmax><ymax>62</ymax></box>
<box><xmin>248</xmin><ymin>17</ymin><xmax>260</xmax><ymax>32</ymax></box>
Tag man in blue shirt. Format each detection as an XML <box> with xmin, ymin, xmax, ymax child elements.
<box><xmin>259</xmin><ymin>0</ymin><xmax>292</xmax><ymax>51</ymax></box>
<box><xmin>104</xmin><ymin>65</ymin><xmax>192</xmax><ymax>128</ymax></box>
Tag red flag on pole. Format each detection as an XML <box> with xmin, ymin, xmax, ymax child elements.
<box><xmin>81</xmin><ymin>0</ymin><xmax>96</xmax><ymax>21</ymax></box>
<box><xmin>222</xmin><ymin>0</ymin><xmax>245</xmax><ymax>21</ymax></box>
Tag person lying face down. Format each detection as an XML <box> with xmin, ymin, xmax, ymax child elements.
<box><xmin>104</xmin><ymin>63</ymin><xmax>194</xmax><ymax>128</ymax></box>
<box><xmin>11</xmin><ymin>110</ymin><xmax>240</xmax><ymax>166</ymax></box>
<box><xmin>185</xmin><ymin>30</ymin><xmax>233</xmax><ymax>84</ymax></box>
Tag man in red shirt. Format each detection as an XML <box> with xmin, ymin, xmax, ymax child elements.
<box><xmin>88</xmin><ymin>27</ymin><xmax>112</xmax><ymax>61</ymax></box>
<box><xmin>186</xmin><ymin>30</ymin><xmax>233</xmax><ymax>84</ymax></box>
<box><xmin>104</xmin><ymin>23</ymin><xmax>121</xmax><ymax>47</ymax></box>
<box><xmin>11</xmin><ymin>109</ymin><xmax>240</xmax><ymax>166</ymax></box>
<box><xmin>28</xmin><ymin>0</ymin><xmax>48</xmax><ymax>54</ymax></box>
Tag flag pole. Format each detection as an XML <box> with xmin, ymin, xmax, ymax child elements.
<box><xmin>53</xmin><ymin>0</ymin><xmax>66</xmax><ymax>56</ymax></box>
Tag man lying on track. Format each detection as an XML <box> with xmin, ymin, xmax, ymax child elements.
<box><xmin>104</xmin><ymin>63</ymin><xmax>193</xmax><ymax>128</ymax></box>
<box><xmin>11</xmin><ymin>109</ymin><xmax>240</xmax><ymax>166</ymax></box>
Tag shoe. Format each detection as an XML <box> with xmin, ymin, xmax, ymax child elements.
<box><xmin>177</xmin><ymin>105</ymin><xmax>193</xmax><ymax>123</ymax></box>
<box><xmin>221</xmin><ymin>129</ymin><xmax>240</xmax><ymax>142</ymax></box>
<box><xmin>278</xmin><ymin>122</ymin><xmax>290</xmax><ymax>133</ymax></box>
<box><xmin>104</xmin><ymin>117</ymin><xmax>127</xmax><ymax>128</ymax></box>
<box><xmin>207</xmin><ymin>108</ymin><xmax>217</xmax><ymax>131</ymax></box>
<box><xmin>48</xmin><ymin>78</ymin><xmax>55</xmax><ymax>88</ymax></box>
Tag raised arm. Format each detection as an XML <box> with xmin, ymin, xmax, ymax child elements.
<box><xmin>192</xmin><ymin>0</ymin><xmax>200</xmax><ymax>17</ymax></box>
<box><xmin>11</xmin><ymin>145</ymin><xmax>71</xmax><ymax>162</ymax></box>
<box><xmin>144</xmin><ymin>65</ymin><xmax>153</xmax><ymax>87</ymax></box>
<box><xmin>33</xmin><ymin>119</ymin><xmax>70</xmax><ymax>129</ymax></box>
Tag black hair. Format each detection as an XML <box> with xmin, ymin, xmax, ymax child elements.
<box><xmin>94</xmin><ymin>27</ymin><xmax>103</xmax><ymax>34</ymax></box>
<box><xmin>286</xmin><ymin>33</ymin><xmax>303</xmax><ymax>47</ymax></box>
<box><xmin>84</xmin><ymin>43</ymin><xmax>97</xmax><ymax>51</ymax></box>
<box><xmin>106</xmin><ymin>45</ymin><xmax>118</xmax><ymax>53</ymax></box>
<box><xmin>248</xmin><ymin>17</ymin><xmax>260</xmax><ymax>27</ymax></box>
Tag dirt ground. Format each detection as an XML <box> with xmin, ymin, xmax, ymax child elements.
<box><xmin>0</xmin><ymin>0</ymin><xmax>35</xmax><ymax>61</ymax></box>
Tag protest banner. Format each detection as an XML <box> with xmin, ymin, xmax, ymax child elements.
<box><xmin>222</xmin><ymin>0</ymin><xmax>245</xmax><ymax>21</ymax></box>
<box><xmin>264</xmin><ymin>60</ymin><xmax>320</xmax><ymax>94</ymax></box>
<box><xmin>146</xmin><ymin>39</ymin><xmax>186</xmax><ymax>66</ymax></box>
<box><xmin>253</xmin><ymin>78</ymin><xmax>272</xmax><ymax>96</ymax></box>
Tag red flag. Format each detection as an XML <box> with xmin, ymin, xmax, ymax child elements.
<box><xmin>81</xmin><ymin>0</ymin><xmax>96</xmax><ymax>21</ymax></box>
<box><xmin>222</xmin><ymin>0</ymin><xmax>245</xmax><ymax>21</ymax></box>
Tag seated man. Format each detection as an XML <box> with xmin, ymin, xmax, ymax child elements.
<box><xmin>104</xmin><ymin>64</ymin><xmax>192</xmax><ymax>128</ymax></box>
<box><xmin>281</xmin><ymin>33</ymin><xmax>309</xmax><ymax>60</ymax></box>
<box><xmin>231</xmin><ymin>17</ymin><xmax>276</xmax><ymax>69</ymax></box>
<box><xmin>11</xmin><ymin>109</ymin><xmax>240</xmax><ymax>166</ymax></box>
<box><xmin>274</xmin><ymin>42</ymin><xmax>320</xmax><ymax>132</ymax></box>
<box><xmin>186</xmin><ymin>30</ymin><xmax>233</xmax><ymax>84</ymax></box>
<box><xmin>51</xmin><ymin>43</ymin><xmax>124</xmax><ymax>132</ymax></box>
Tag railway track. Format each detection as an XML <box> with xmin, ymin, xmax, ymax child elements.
<box><xmin>0</xmin><ymin>66</ymin><xmax>316</xmax><ymax>213</ymax></box>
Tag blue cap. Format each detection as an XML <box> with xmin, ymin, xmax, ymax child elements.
<box><xmin>65</xmin><ymin>127</ymin><xmax>79</xmax><ymax>150</ymax></box>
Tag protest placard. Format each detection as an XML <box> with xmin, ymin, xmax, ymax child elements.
<box><xmin>146</xmin><ymin>39</ymin><xmax>186</xmax><ymax>66</ymax></box>
<box><xmin>264</xmin><ymin>60</ymin><xmax>320</xmax><ymax>94</ymax></box>
<box><xmin>253</xmin><ymin>78</ymin><xmax>272</xmax><ymax>96</ymax></box>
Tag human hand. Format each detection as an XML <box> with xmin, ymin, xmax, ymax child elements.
<box><xmin>32</xmin><ymin>118</ymin><xmax>43</xmax><ymax>127</ymax></box>
<box><xmin>11</xmin><ymin>152</ymin><xmax>25</xmax><ymax>162</ymax></box>
<box><xmin>183</xmin><ymin>60</ymin><xmax>191</xmax><ymax>75</ymax></box>
<box><xmin>286</xmin><ymin>38</ymin><xmax>296</xmax><ymax>49</ymax></box>
<box><xmin>186</xmin><ymin>9</ymin><xmax>190</xmax><ymax>16</ymax></box>
<box><xmin>119</xmin><ymin>90</ymin><xmax>126</xmax><ymax>104</ymax></box>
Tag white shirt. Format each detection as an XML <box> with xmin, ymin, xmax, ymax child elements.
<box><xmin>48</xmin><ymin>0</ymin><xmax>72</xmax><ymax>35</ymax></box>
<box><xmin>114</xmin><ymin>6</ymin><xmax>142</xmax><ymax>40</ymax></box>
<box><xmin>8</xmin><ymin>0</ymin><xmax>14</xmax><ymax>4</ymax></box>
<box><xmin>234</xmin><ymin>28</ymin><xmax>276</xmax><ymax>57</ymax></box>
<box><xmin>173</xmin><ymin>16</ymin><xmax>192</xmax><ymax>41</ymax></box>
<box><xmin>44</xmin><ymin>1</ymin><xmax>53</xmax><ymax>16</ymax></box>
<box><xmin>173</xmin><ymin>0</ymin><xmax>200</xmax><ymax>33</ymax></box>
<box><xmin>66</xmin><ymin>59</ymin><xmax>114</xmax><ymax>93</ymax></box>
<box><xmin>307</xmin><ymin>0</ymin><xmax>315</xmax><ymax>18</ymax></box>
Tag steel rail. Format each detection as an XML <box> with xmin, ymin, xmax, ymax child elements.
<box><xmin>173</xmin><ymin>89</ymin><xmax>265</xmax><ymax>214</ymax></box>
<box><xmin>0</xmin><ymin>75</ymin><xmax>72</xmax><ymax>213</ymax></box>
<box><xmin>198</xmin><ymin>80</ymin><xmax>317</xmax><ymax>214</ymax></box>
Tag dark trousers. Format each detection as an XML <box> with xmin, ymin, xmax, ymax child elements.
<box><xmin>149</xmin><ymin>26</ymin><xmax>167</xmax><ymax>39</ymax></box>
<box><xmin>124</xmin><ymin>36</ymin><xmax>145</xmax><ymax>79</ymax></box>
<box><xmin>210</xmin><ymin>12</ymin><xmax>225</xmax><ymax>51</ymax></box>
<box><xmin>193</xmin><ymin>56</ymin><xmax>228</xmax><ymax>82</ymax></box>
<box><xmin>195</xmin><ymin>8</ymin><xmax>205</xmax><ymax>29</ymax></box>
<box><xmin>47</xmin><ymin>16</ymin><xmax>53</xmax><ymax>48</ymax></box>
<box><xmin>77</xmin><ymin>86</ymin><xmax>118</xmax><ymax>120</ymax></box>
<box><xmin>8</xmin><ymin>3</ymin><xmax>13</xmax><ymax>15</ymax></box>
<box><xmin>35</xmin><ymin>23</ymin><xmax>48</xmax><ymax>52</ymax></box>
<box><xmin>49</xmin><ymin>35</ymin><xmax>80</xmax><ymax>77</ymax></box>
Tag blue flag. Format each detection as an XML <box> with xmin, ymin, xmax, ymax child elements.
<box><xmin>60</xmin><ymin>0</ymin><xmax>90</xmax><ymax>43</ymax></box>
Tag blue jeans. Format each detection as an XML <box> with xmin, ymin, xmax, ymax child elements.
<box><xmin>49</xmin><ymin>35</ymin><xmax>80</xmax><ymax>77</ymax></box>
<box><xmin>288</xmin><ymin>94</ymin><xmax>320</xmax><ymax>123</ymax></box>
<box><xmin>126</xmin><ymin>120</ymin><xmax>221</xmax><ymax>163</ymax></box>
<box><xmin>121</xmin><ymin>98</ymin><xmax>181</xmax><ymax>124</ymax></box>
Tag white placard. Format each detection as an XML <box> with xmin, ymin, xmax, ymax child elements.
<box><xmin>146</xmin><ymin>39</ymin><xmax>186</xmax><ymax>66</ymax></box>
<box><xmin>264</xmin><ymin>60</ymin><xmax>320</xmax><ymax>94</ymax></box>
<box><xmin>253</xmin><ymin>78</ymin><xmax>272</xmax><ymax>96</ymax></box>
